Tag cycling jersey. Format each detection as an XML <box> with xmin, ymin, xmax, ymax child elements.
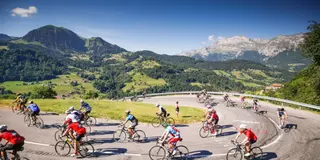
<box><xmin>67</xmin><ymin>122</ymin><xmax>86</xmax><ymax>135</ymax></box>
<box><xmin>65</xmin><ymin>114</ymin><xmax>80</xmax><ymax>123</ymax></box>
<box><xmin>26</xmin><ymin>104</ymin><xmax>40</xmax><ymax>112</ymax></box>
<box><xmin>240</xmin><ymin>129</ymin><xmax>257</xmax><ymax>141</ymax></box>
<box><xmin>126</xmin><ymin>114</ymin><xmax>138</xmax><ymax>123</ymax></box>
<box><xmin>278</xmin><ymin>111</ymin><xmax>285</xmax><ymax>117</ymax></box>
<box><xmin>0</xmin><ymin>130</ymin><xmax>25</xmax><ymax>145</ymax></box>
<box><xmin>167</xmin><ymin>126</ymin><xmax>180</xmax><ymax>137</ymax></box>
<box><xmin>211</xmin><ymin>113</ymin><xmax>219</xmax><ymax>121</ymax></box>
<box><xmin>80</xmin><ymin>102</ymin><xmax>91</xmax><ymax>111</ymax></box>
<box><xmin>159</xmin><ymin>105</ymin><xmax>166</xmax><ymax>113</ymax></box>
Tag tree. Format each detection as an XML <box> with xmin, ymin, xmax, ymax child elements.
<box><xmin>31</xmin><ymin>86</ymin><xmax>57</xmax><ymax>99</ymax></box>
<box><xmin>301</xmin><ymin>21</ymin><xmax>320</xmax><ymax>65</ymax></box>
<box><xmin>84</xmin><ymin>90</ymin><xmax>99</xmax><ymax>99</ymax></box>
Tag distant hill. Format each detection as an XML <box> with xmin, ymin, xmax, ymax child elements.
<box><xmin>0</xmin><ymin>34</ymin><xmax>12</xmax><ymax>41</ymax></box>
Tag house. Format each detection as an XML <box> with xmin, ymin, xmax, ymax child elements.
<box><xmin>265</xmin><ymin>83</ymin><xmax>282</xmax><ymax>91</ymax></box>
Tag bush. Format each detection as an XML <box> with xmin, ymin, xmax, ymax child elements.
<box><xmin>84</xmin><ymin>90</ymin><xmax>99</xmax><ymax>99</ymax></box>
<box><xmin>30</xmin><ymin>86</ymin><xmax>57</xmax><ymax>99</ymax></box>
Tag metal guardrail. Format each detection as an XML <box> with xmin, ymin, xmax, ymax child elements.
<box><xmin>125</xmin><ymin>91</ymin><xmax>320</xmax><ymax>110</ymax></box>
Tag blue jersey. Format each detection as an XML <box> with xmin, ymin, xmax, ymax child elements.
<box><xmin>126</xmin><ymin>114</ymin><xmax>137</xmax><ymax>122</ymax></box>
<box><xmin>80</xmin><ymin>102</ymin><xmax>91</xmax><ymax>111</ymax></box>
<box><xmin>27</xmin><ymin>104</ymin><xmax>40</xmax><ymax>112</ymax></box>
<box><xmin>166</xmin><ymin>126</ymin><xmax>180</xmax><ymax>137</ymax></box>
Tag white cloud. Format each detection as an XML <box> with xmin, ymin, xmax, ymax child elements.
<box><xmin>208</xmin><ymin>35</ymin><xmax>214</xmax><ymax>41</ymax></box>
<box><xmin>201</xmin><ymin>41</ymin><xmax>207</xmax><ymax>45</ymax></box>
<box><xmin>217</xmin><ymin>36</ymin><xmax>226</xmax><ymax>40</ymax></box>
<box><xmin>11</xmin><ymin>6</ymin><xmax>37</xmax><ymax>18</ymax></box>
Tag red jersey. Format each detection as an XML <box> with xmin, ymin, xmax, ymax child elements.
<box><xmin>0</xmin><ymin>130</ymin><xmax>25</xmax><ymax>144</ymax></box>
<box><xmin>68</xmin><ymin>122</ymin><xmax>86</xmax><ymax>135</ymax></box>
<box><xmin>241</xmin><ymin>129</ymin><xmax>257</xmax><ymax>141</ymax></box>
<box><xmin>211</xmin><ymin>113</ymin><xmax>219</xmax><ymax>121</ymax></box>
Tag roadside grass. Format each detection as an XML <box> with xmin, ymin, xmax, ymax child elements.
<box><xmin>0</xmin><ymin>99</ymin><xmax>204</xmax><ymax>124</ymax></box>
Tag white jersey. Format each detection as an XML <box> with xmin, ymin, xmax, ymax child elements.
<box><xmin>65</xmin><ymin>114</ymin><xmax>79</xmax><ymax>122</ymax></box>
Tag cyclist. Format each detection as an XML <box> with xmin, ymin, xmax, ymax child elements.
<box><xmin>253</xmin><ymin>98</ymin><xmax>259</xmax><ymax>112</ymax></box>
<box><xmin>79</xmin><ymin>99</ymin><xmax>92</xmax><ymax>121</ymax></box>
<box><xmin>201</xmin><ymin>89</ymin><xmax>207</xmax><ymax>96</ymax></box>
<box><xmin>62</xmin><ymin>121</ymin><xmax>86</xmax><ymax>157</ymax></box>
<box><xmin>14</xmin><ymin>93</ymin><xmax>27</xmax><ymax>112</ymax></box>
<box><xmin>156</xmin><ymin>103</ymin><xmax>167</xmax><ymax>119</ymax></box>
<box><xmin>175</xmin><ymin>101</ymin><xmax>179</xmax><ymax>117</ymax></box>
<box><xmin>23</xmin><ymin>100</ymin><xmax>40</xmax><ymax>125</ymax></box>
<box><xmin>121</xmin><ymin>110</ymin><xmax>139</xmax><ymax>139</ymax></box>
<box><xmin>277</xmin><ymin>108</ymin><xmax>288</xmax><ymax>128</ymax></box>
<box><xmin>0</xmin><ymin>125</ymin><xmax>25</xmax><ymax>160</ymax></box>
<box><xmin>207</xmin><ymin>108</ymin><xmax>219</xmax><ymax>136</ymax></box>
<box><xmin>241</xmin><ymin>96</ymin><xmax>246</xmax><ymax>102</ymax></box>
<box><xmin>64</xmin><ymin>107</ymin><xmax>80</xmax><ymax>125</ymax></box>
<box><xmin>159</xmin><ymin>123</ymin><xmax>181</xmax><ymax>156</ymax></box>
<box><xmin>234</xmin><ymin>124</ymin><xmax>257</xmax><ymax>157</ymax></box>
<box><xmin>223</xmin><ymin>93</ymin><xmax>229</xmax><ymax>101</ymax></box>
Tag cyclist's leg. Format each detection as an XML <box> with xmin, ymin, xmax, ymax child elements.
<box><xmin>75</xmin><ymin>134</ymin><xmax>84</xmax><ymax>155</ymax></box>
<box><xmin>1</xmin><ymin>144</ymin><xmax>15</xmax><ymax>159</ymax></box>
<box><xmin>168</xmin><ymin>136</ymin><xmax>179</xmax><ymax>152</ymax></box>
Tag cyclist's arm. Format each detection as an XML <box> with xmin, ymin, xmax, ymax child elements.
<box><xmin>234</xmin><ymin>132</ymin><xmax>241</xmax><ymax>142</ymax></box>
<box><xmin>159</xmin><ymin>130</ymin><xmax>168</xmax><ymax>142</ymax></box>
<box><xmin>284</xmin><ymin>112</ymin><xmax>288</xmax><ymax>119</ymax></box>
<box><xmin>62</xmin><ymin>127</ymin><xmax>71</xmax><ymax>136</ymax></box>
<box><xmin>240</xmin><ymin>137</ymin><xmax>249</xmax><ymax>145</ymax></box>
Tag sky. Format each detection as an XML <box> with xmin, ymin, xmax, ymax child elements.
<box><xmin>0</xmin><ymin>0</ymin><xmax>319</xmax><ymax>55</ymax></box>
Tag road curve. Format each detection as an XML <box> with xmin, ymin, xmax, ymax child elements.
<box><xmin>0</xmin><ymin>95</ymin><xmax>319</xmax><ymax>160</ymax></box>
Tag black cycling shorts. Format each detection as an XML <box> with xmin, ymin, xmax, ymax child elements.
<box><xmin>1</xmin><ymin>142</ymin><xmax>24</xmax><ymax>152</ymax></box>
<box><xmin>85</xmin><ymin>110</ymin><xmax>91</xmax><ymax>115</ymax></box>
<box><xmin>176</xmin><ymin>107</ymin><xmax>179</xmax><ymax>112</ymax></box>
<box><xmin>214</xmin><ymin>119</ymin><xmax>219</xmax><ymax>125</ymax></box>
<box><xmin>31</xmin><ymin>110</ymin><xmax>40</xmax><ymax>116</ymax></box>
<box><xmin>75</xmin><ymin>134</ymin><xmax>85</xmax><ymax>141</ymax></box>
<box><xmin>160</xmin><ymin>111</ymin><xmax>167</xmax><ymax>118</ymax></box>
<box><xmin>129</xmin><ymin>120</ymin><xmax>138</xmax><ymax>129</ymax></box>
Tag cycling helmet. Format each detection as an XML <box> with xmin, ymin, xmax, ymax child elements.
<box><xmin>176</xmin><ymin>101</ymin><xmax>179</xmax><ymax>104</ymax></box>
<box><xmin>208</xmin><ymin>108</ymin><xmax>213</xmax><ymax>112</ymax></box>
<box><xmin>125</xmin><ymin>110</ymin><xmax>131</xmax><ymax>114</ymax></box>
<box><xmin>29</xmin><ymin>100</ymin><xmax>34</xmax><ymax>104</ymax></box>
<box><xmin>65</xmin><ymin>110</ymin><xmax>71</xmax><ymax>114</ymax></box>
<box><xmin>68</xmin><ymin>106</ymin><xmax>74</xmax><ymax>111</ymax></box>
<box><xmin>239</xmin><ymin>124</ymin><xmax>247</xmax><ymax>129</ymax></box>
<box><xmin>206</xmin><ymin>105</ymin><xmax>212</xmax><ymax>108</ymax></box>
<box><xmin>281</xmin><ymin>108</ymin><xmax>285</xmax><ymax>111</ymax></box>
<box><xmin>156</xmin><ymin>103</ymin><xmax>160</xmax><ymax>107</ymax></box>
<box><xmin>16</xmin><ymin>93</ymin><xmax>21</xmax><ymax>96</ymax></box>
<box><xmin>80</xmin><ymin>99</ymin><xmax>84</xmax><ymax>103</ymax></box>
<box><xmin>0</xmin><ymin>125</ymin><xmax>7</xmax><ymax>132</ymax></box>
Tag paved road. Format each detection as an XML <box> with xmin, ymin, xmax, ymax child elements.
<box><xmin>0</xmin><ymin>95</ymin><xmax>319</xmax><ymax>160</ymax></box>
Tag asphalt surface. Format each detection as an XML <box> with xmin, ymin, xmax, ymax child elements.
<box><xmin>0</xmin><ymin>95</ymin><xmax>319</xmax><ymax>160</ymax></box>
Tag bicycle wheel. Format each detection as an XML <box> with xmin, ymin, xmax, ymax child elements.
<box><xmin>199</xmin><ymin>126</ymin><xmax>210</xmax><ymax>138</ymax></box>
<box><xmin>81</xmin><ymin>123</ymin><xmax>91</xmax><ymax>133</ymax></box>
<box><xmin>149</xmin><ymin>145</ymin><xmax>166</xmax><ymax>160</ymax></box>
<box><xmin>35</xmin><ymin>117</ymin><xmax>44</xmax><ymax>129</ymax></box>
<box><xmin>54</xmin><ymin>129</ymin><xmax>64</xmax><ymax>141</ymax></box>
<box><xmin>132</xmin><ymin>130</ymin><xmax>146</xmax><ymax>143</ymax></box>
<box><xmin>79</xmin><ymin>142</ymin><xmax>94</xmax><ymax>158</ymax></box>
<box><xmin>24</xmin><ymin>115</ymin><xmax>31</xmax><ymax>127</ymax></box>
<box><xmin>166</xmin><ymin>117</ymin><xmax>175</xmax><ymax>126</ymax></box>
<box><xmin>174</xmin><ymin>145</ymin><xmax>189</xmax><ymax>160</ymax></box>
<box><xmin>55</xmin><ymin>141</ymin><xmax>71</xmax><ymax>156</ymax></box>
<box><xmin>226</xmin><ymin>148</ymin><xmax>243</xmax><ymax>160</ymax></box>
<box><xmin>113</xmin><ymin>129</ymin><xmax>126</xmax><ymax>142</ymax></box>
<box><xmin>251</xmin><ymin>147</ymin><xmax>263</xmax><ymax>159</ymax></box>
<box><xmin>151</xmin><ymin>117</ymin><xmax>161</xmax><ymax>128</ymax></box>
<box><xmin>86</xmin><ymin>116</ymin><xmax>97</xmax><ymax>126</ymax></box>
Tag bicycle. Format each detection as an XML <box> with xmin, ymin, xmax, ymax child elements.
<box><xmin>113</xmin><ymin>125</ymin><xmax>146</xmax><ymax>143</ymax></box>
<box><xmin>24</xmin><ymin>112</ymin><xmax>44</xmax><ymax>129</ymax></box>
<box><xmin>84</xmin><ymin>115</ymin><xmax>97</xmax><ymax>126</ymax></box>
<box><xmin>226</xmin><ymin>99</ymin><xmax>237</xmax><ymax>107</ymax></box>
<box><xmin>0</xmin><ymin>143</ymin><xmax>26</xmax><ymax>160</ymax></box>
<box><xmin>149</xmin><ymin>138</ymin><xmax>189</xmax><ymax>160</ymax></box>
<box><xmin>152</xmin><ymin>113</ymin><xmax>175</xmax><ymax>128</ymax></box>
<box><xmin>199</xmin><ymin>121</ymin><xmax>223</xmax><ymax>138</ymax></box>
<box><xmin>55</xmin><ymin>136</ymin><xmax>94</xmax><ymax>158</ymax></box>
<box><xmin>54</xmin><ymin>122</ymin><xmax>91</xmax><ymax>141</ymax></box>
<box><xmin>226</xmin><ymin>140</ymin><xmax>263</xmax><ymax>160</ymax></box>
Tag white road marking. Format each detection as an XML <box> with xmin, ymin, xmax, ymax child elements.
<box><xmin>233</xmin><ymin>120</ymin><xmax>260</xmax><ymax>124</ymax></box>
<box><xmin>25</xmin><ymin>141</ymin><xmax>52</xmax><ymax>147</ymax></box>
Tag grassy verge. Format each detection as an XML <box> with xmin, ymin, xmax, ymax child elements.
<box><xmin>0</xmin><ymin>99</ymin><xmax>204</xmax><ymax>124</ymax></box>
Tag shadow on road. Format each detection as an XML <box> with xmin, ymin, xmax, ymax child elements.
<box><xmin>188</xmin><ymin>150</ymin><xmax>212</xmax><ymax>160</ymax></box>
<box><xmin>39</xmin><ymin>112</ymin><xmax>59</xmax><ymax>116</ymax></box>
<box><xmin>89</xmin><ymin>148</ymin><xmax>128</xmax><ymax>158</ymax></box>
<box><xmin>262</xmin><ymin>152</ymin><xmax>278</xmax><ymax>159</ymax></box>
<box><xmin>221</xmin><ymin>124</ymin><xmax>233</xmax><ymax>129</ymax></box>
<box><xmin>143</xmin><ymin>136</ymin><xmax>158</xmax><ymax>143</ymax></box>
<box><xmin>217</xmin><ymin>131</ymin><xmax>237</xmax><ymax>137</ymax></box>
<box><xmin>284</xmin><ymin>124</ymin><xmax>298</xmax><ymax>133</ymax></box>
<box><xmin>290</xmin><ymin>115</ymin><xmax>306</xmax><ymax>120</ymax></box>
<box><xmin>174</xmin><ymin>124</ymin><xmax>189</xmax><ymax>127</ymax></box>
<box><xmin>89</xmin><ymin>138</ymin><xmax>116</xmax><ymax>144</ymax></box>
<box><xmin>42</xmin><ymin>123</ymin><xmax>62</xmax><ymax>129</ymax></box>
<box><xmin>88</xmin><ymin>130</ymin><xmax>115</xmax><ymax>136</ymax></box>
<box><xmin>95</xmin><ymin>122</ymin><xmax>120</xmax><ymax>127</ymax></box>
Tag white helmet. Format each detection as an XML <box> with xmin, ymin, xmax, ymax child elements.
<box><xmin>125</xmin><ymin>110</ymin><xmax>131</xmax><ymax>114</ymax></box>
<box><xmin>206</xmin><ymin>105</ymin><xmax>212</xmax><ymax>108</ymax></box>
<box><xmin>239</xmin><ymin>124</ymin><xmax>247</xmax><ymax>129</ymax></box>
<box><xmin>156</xmin><ymin>103</ymin><xmax>160</xmax><ymax>107</ymax></box>
<box><xmin>208</xmin><ymin>108</ymin><xmax>213</xmax><ymax>112</ymax></box>
<box><xmin>65</xmin><ymin>110</ymin><xmax>71</xmax><ymax>114</ymax></box>
<box><xmin>29</xmin><ymin>100</ymin><xmax>34</xmax><ymax>104</ymax></box>
<box><xmin>68</xmin><ymin>106</ymin><xmax>74</xmax><ymax>111</ymax></box>
<box><xmin>80</xmin><ymin>99</ymin><xmax>84</xmax><ymax>103</ymax></box>
<box><xmin>0</xmin><ymin>125</ymin><xmax>7</xmax><ymax>132</ymax></box>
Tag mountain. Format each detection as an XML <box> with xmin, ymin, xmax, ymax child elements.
<box><xmin>0</xmin><ymin>34</ymin><xmax>12</xmax><ymax>41</ymax></box>
<box><xmin>86</xmin><ymin>37</ymin><xmax>126</xmax><ymax>60</ymax></box>
<box><xmin>181</xmin><ymin>34</ymin><xmax>312</xmax><ymax>71</ymax></box>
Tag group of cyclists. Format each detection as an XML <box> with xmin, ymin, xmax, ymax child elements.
<box><xmin>0</xmin><ymin>92</ymin><xmax>290</xmax><ymax>159</ymax></box>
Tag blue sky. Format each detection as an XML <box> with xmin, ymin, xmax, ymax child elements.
<box><xmin>0</xmin><ymin>0</ymin><xmax>319</xmax><ymax>54</ymax></box>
